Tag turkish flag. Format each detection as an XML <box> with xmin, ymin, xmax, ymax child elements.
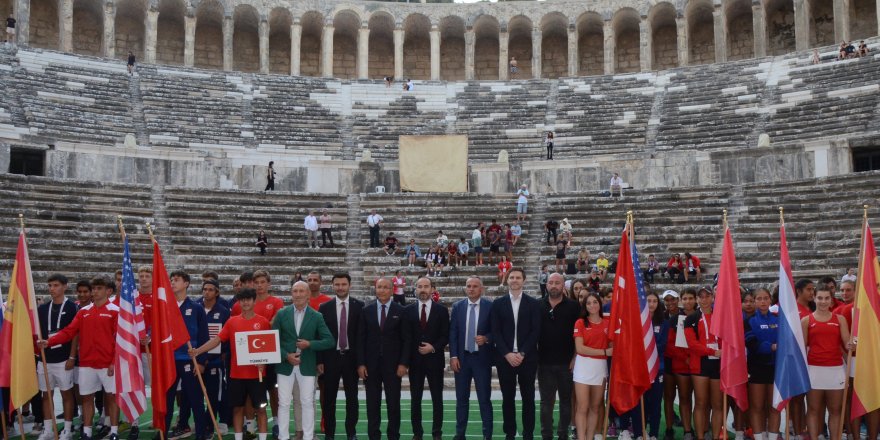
<box><xmin>149</xmin><ymin>241</ymin><xmax>191</xmax><ymax>432</ymax></box>
<box><xmin>247</xmin><ymin>333</ymin><xmax>276</xmax><ymax>354</ymax></box>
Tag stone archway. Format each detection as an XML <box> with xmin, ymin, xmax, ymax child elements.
<box><xmin>686</xmin><ymin>0</ymin><xmax>715</xmax><ymax>65</ymax></box>
<box><xmin>403</xmin><ymin>13</ymin><xmax>431</xmax><ymax>80</ymax></box>
<box><xmin>299</xmin><ymin>11</ymin><xmax>322</xmax><ymax>77</ymax></box>
<box><xmin>233</xmin><ymin>4</ymin><xmax>259</xmax><ymax>72</ymax></box>
<box><xmin>807</xmin><ymin>0</ymin><xmax>835</xmax><ymax>47</ymax></box>
<box><xmin>439</xmin><ymin>15</ymin><xmax>465</xmax><ymax>80</ymax></box>
<box><xmin>194</xmin><ymin>0</ymin><xmax>224</xmax><ymax>69</ymax></box>
<box><xmin>725</xmin><ymin>0</ymin><xmax>754</xmax><ymax>60</ymax></box>
<box><xmin>765</xmin><ymin>0</ymin><xmax>795</xmax><ymax>55</ymax></box>
<box><xmin>332</xmin><ymin>10</ymin><xmax>359</xmax><ymax>79</ymax></box>
<box><xmin>156</xmin><ymin>0</ymin><xmax>185</xmax><ymax>65</ymax></box>
<box><xmin>613</xmin><ymin>8</ymin><xmax>640</xmax><ymax>73</ymax></box>
<box><xmin>649</xmin><ymin>2</ymin><xmax>678</xmax><ymax>69</ymax></box>
<box><xmin>472</xmin><ymin>14</ymin><xmax>499</xmax><ymax>80</ymax></box>
<box><xmin>72</xmin><ymin>0</ymin><xmax>103</xmax><ymax>56</ymax></box>
<box><xmin>508</xmin><ymin>15</ymin><xmax>533</xmax><ymax>78</ymax></box>
<box><xmin>540</xmin><ymin>12</ymin><xmax>568</xmax><ymax>79</ymax></box>
<box><xmin>368</xmin><ymin>12</ymin><xmax>394</xmax><ymax>79</ymax></box>
<box><xmin>114</xmin><ymin>0</ymin><xmax>145</xmax><ymax>61</ymax></box>
<box><xmin>849</xmin><ymin>0</ymin><xmax>877</xmax><ymax>40</ymax></box>
<box><xmin>28</xmin><ymin>0</ymin><xmax>59</xmax><ymax>49</ymax></box>
<box><xmin>268</xmin><ymin>7</ymin><xmax>291</xmax><ymax>74</ymax></box>
<box><xmin>577</xmin><ymin>12</ymin><xmax>604</xmax><ymax>76</ymax></box>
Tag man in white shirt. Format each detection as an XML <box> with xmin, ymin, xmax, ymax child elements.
<box><xmin>609</xmin><ymin>173</ymin><xmax>624</xmax><ymax>199</ymax></box>
<box><xmin>516</xmin><ymin>185</ymin><xmax>530</xmax><ymax>222</ymax></box>
<box><xmin>304</xmin><ymin>211</ymin><xmax>319</xmax><ymax>248</ymax></box>
<box><xmin>367</xmin><ymin>210</ymin><xmax>384</xmax><ymax>248</ymax></box>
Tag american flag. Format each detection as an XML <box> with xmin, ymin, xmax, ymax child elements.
<box><xmin>115</xmin><ymin>236</ymin><xmax>147</xmax><ymax>422</ymax></box>
<box><xmin>630</xmin><ymin>233</ymin><xmax>660</xmax><ymax>382</ymax></box>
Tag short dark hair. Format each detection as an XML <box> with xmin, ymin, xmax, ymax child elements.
<box><xmin>508</xmin><ymin>267</ymin><xmax>526</xmax><ymax>279</ymax></box>
<box><xmin>236</xmin><ymin>288</ymin><xmax>257</xmax><ymax>301</ymax></box>
<box><xmin>75</xmin><ymin>280</ymin><xmax>91</xmax><ymax>290</ymax></box>
<box><xmin>819</xmin><ymin>276</ymin><xmax>836</xmax><ymax>286</ymax></box>
<box><xmin>201</xmin><ymin>270</ymin><xmax>219</xmax><ymax>281</ymax></box>
<box><xmin>47</xmin><ymin>274</ymin><xmax>69</xmax><ymax>285</ymax></box>
<box><xmin>91</xmin><ymin>276</ymin><xmax>115</xmax><ymax>292</ymax></box>
<box><xmin>202</xmin><ymin>279</ymin><xmax>221</xmax><ymax>291</ymax></box>
<box><xmin>795</xmin><ymin>279</ymin><xmax>814</xmax><ymax>291</ymax></box>
<box><xmin>239</xmin><ymin>271</ymin><xmax>255</xmax><ymax>283</ymax></box>
<box><xmin>170</xmin><ymin>270</ymin><xmax>191</xmax><ymax>283</ymax></box>
<box><xmin>331</xmin><ymin>273</ymin><xmax>351</xmax><ymax>283</ymax></box>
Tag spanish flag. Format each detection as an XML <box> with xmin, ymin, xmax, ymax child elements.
<box><xmin>3</xmin><ymin>231</ymin><xmax>40</xmax><ymax>411</ymax></box>
<box><xmin>852</xmin><ymin>220</ymin><xmax>880</xmax><ymax>419</ymax></box>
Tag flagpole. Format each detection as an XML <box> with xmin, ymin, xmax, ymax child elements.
<box><xmin>145</xmin><ymin>223</ymin><xmax>223</xmax><ymax>440</ymax></box>
<box><xmin>20</xmin><ymin>214</ymin><xmax>59</xmax><ymax>440</ymax></box>
<box><xmin>16</xmin><ymin>412</ymin><xmax>24</xmax><ymax>440</ymax></box>
<box><xmin>837</xmin><ymin>204</ymin><xmax>867</xmax><ymax>440</ymax></box>
<box><xmin>146</xmin><ymin>225</ymin><xmax>162</xmax><ymax>440</ymax></box>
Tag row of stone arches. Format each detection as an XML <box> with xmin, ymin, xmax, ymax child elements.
<box><xmin>6</xmin><ymin>0</ymin><xmax>879</xmax><ymax>79</ymax></box>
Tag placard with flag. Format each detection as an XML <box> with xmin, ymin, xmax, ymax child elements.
<box><xmin>3</xmin><ymin>230</ymin><xmax>40</xmax><ymax>411</ymax></box>
<box><xmin>851</xmin><ymin>219</ymin><xmax>880</xmax><ymax>418</ymax></box>
<box><xmin>115</xmin><ymin>236</ymin><xmax>147</xmax><ymax>423</ymax></box>
<box><xmin>234</xmin><ymin>330</ymin><xmax>281</xmax><ymax>365</ymax></box>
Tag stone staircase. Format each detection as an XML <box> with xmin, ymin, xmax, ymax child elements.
<box><xmin>127</xmin><ymin>73</ymin><xmax>149</xmax><ymax>147</ymax></box>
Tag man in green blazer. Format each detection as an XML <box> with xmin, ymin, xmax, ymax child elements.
<box><xmin>273</xmin><ymin>281</ymin><xmax>335</xmax><ymax>440</ymax></box>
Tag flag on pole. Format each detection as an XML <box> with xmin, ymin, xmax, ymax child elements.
<box><xmin>5</xmin><ymin>230</ymin><xmax>40</xmax><ymax>411</ymax></box>
<box><xmin>630</xmin><ymin>233</ymin><xmax>660</xmax><ymax>383</ymax></box>
<box><xmin>608</xmin><ymin>225</ymin><xmax>652</xmax><ymax>414</ymax></box>
<box><xmin>149</xmin><ymin>240</ymin><xmax>191</xmax><ymax>432</ymax></box>
<box><xmin>772</xmin><ymin>224</ymin><xmax>811</xmax><ymax>411</ymax></box>
<box><xmin>710</xmin><ymin>227</ymin><xmax>749</xmax><ymax>411</ymax></box>
<box><xmin>851</xmin><ymin>220</ymin><xmax>880</xmax><ymax>418</ymax></box>
<box><xmin>115</xmin><ymin>236</ymin><xmax>147</xmax><ymax>423</ymax></box>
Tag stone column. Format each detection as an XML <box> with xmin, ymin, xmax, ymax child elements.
<box><xmin>357</xmin><ymin>24</ymin><xmax>369</xmax><ymax>79</ymax></box>
<box><xmin>144</xmin><ymin>8</ymin><xmax>158</xmax><ymax>64</ymax></box>
<box><xmin>103</xmin><ymin>3</ymin><xmax>116</xmax><ymax>58</ymax></box>
<box><xmin>833</xmin><ymin>0</ymin><xmax>849</xmax><ymax>42</ymax></box>
<box><xmin>676</xmin><ymin>16</ymin><xmax>688</xmax><ymax>67</ymax></box>
<box><xmin>793</xmin><ymin>0</ymin><xmax>809</xmax><ymax>51</ymax></box>
<box><xmin>59</xmin><ymin>0</ymin><xmax>73</xmax><ymax>52</ymax></box>
<box><xmin>258</xmin><ymin>19</ymin><xmax>269</xmax><ymax>74</ymax></box>
<box><xmin>290</xmin><ymin>22</ymin><xmax>301</xmax><ymax>76</ymax></box>
<box><xmin>464</xmin><ymin>28</ymin><xmax>475</xmax><ymax>80</ymax></box>
<box><xmin>321</xmin><ymin>24</ymin><xmax>334</xmax><ymax>77</ymax></box>
<box><xmin>752</xmin><ymin>3</ymin><xmax>767</xmax><ymax>57</ymax></box>
<box><xmin>184</xmin><ymin>14</ymin><xmax>196</xmax><ymax>67</ymax></box>
<box><xmin>603</xmin><ymin>21</ymin><xmax>614</xmax><ymax>75</ymax></box>
<box><xmin>498</xmin><ymin>30</ymin><xmax>508</xmax><ymax>80</ymax></box>
<box><xmin>531</xmin><ymin>28</ymin><xmax>542</xmax><ymax>79</ymax></box>
<box><xmin>223</xmin><ymin>15</ymin><xmax>234</xmax><ymax>71</ymax></box>
<box><xmin>393</xmin><ymin>26</ymin><xmax>404</xmax><ymax>79</ymax></box>
<box><xmin>567</xmin><ymin>25</ymin><xmax>578</xmax><ymax>76</ymax></box>
<box><xmin>640</xmin><ymin>19</ymin><xmax>651</xmax><ymax>71</ymax></box>
<box><xmin>14</xmin><ymin>0</ymin><xmax>29</xmax><ymax>47</ymax></box>
<box><xmin>713</xmin><ymin>8</ymin><xmax>727</xmax><ymax>63</ymax></box>
<box><xmin>429</xmin><ymin>26</ymin><xmax>440</xmax><ymax>80</ymax></box>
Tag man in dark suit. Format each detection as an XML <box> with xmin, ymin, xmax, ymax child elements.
<box><xmin>317</xmin><ymin>273</ymin><xmax>363</xmax><ymax>440</ymax></box>
<box><xmin>449</xmin><ymin>276</ymin><xmax>494</xmax><ymax>440</ymax></box>
<box><xmin>491</xmin><ymin>267</ymin><xmax>542</xmax><ymax>440</ymax></box>
<box><xmin>405</xmin><ymin>277</ymin><xmax>450</xmax><ymax>440</ymax></box>
<box><xmin>357</xmin><ymin>277</ymin><xmax>411</xmax><ymax>440</ymax></box>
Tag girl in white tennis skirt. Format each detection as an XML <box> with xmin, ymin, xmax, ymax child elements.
<box><xmin>573</xmin><ymin>292</ymin><xmax>611</xmax><ymax>440</ymax></box>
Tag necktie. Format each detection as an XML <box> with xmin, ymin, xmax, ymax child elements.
<box><xmin>420</xmin><ymin>304</ymin><xmax>428</xmax><ymax>330</ymax></box>
<box><xmin>380</xmin><ymin>304</ymin><xmax>387</xmax><ymax>331</ymax></box>
<box><xmin>466</xmin><ymin>303</ymin><xmax>477</xmax><ymax>352</ymax></box>
<box><xmin>338</xmin><ymin>302</ymin><xmax>348</xmax><ymax>350</ymax></box>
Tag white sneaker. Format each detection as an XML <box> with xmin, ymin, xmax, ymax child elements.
<box><xmin>218</xmin><ymin>423</ymin><xmax>229</xmax><ymax>435</ymax></box>
<box><xmin>60</xmin><ymin>430</ymin><xmax>74</xmax><ymax>440</ymax></box>
<box><xmin>594</xmin><ymin>435</ymin><xmax>603</xmax><ymax>440</ymax></box>
<box><xmin>619</xmin><ymin>430</ymin><xmax>634</xmax><ymax>440</ymax></box>
<box><xmin>37</xmin><ymin>429</ymin><xmax>55</xmax><ymax>440</ymax></box>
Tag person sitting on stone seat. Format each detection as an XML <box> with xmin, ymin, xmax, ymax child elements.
<box><xmin>256</xmin><ymin>230</ymin><xmax>269</xmax><ymax>255</ymax></box>
<box><xmin>436</xmin><ymin>231</ymin><xmax>449</xmax><ymax>248</ymax></box>
<box><xmin>433</xmin><ymin>248</ymin><xmax>447</xmax><ymax>277</ymax></box>
<box><xmin>576</xmin><ymin>248</ymin><xmax>591</xmax><ymax>274</ymax></box>
<box><xmin>683</xmin><ymin>252</ymin><xmax>703</xmax><ymax>282</ymax></box>
<box><xmin>405</xmin><ymin>239</ymin><xmax>422</xmax><ymax>267</ymax></box>
<box><xmin>839</xmin><ymin>41</ymin><xmax>848</xmax><ymax>60</ymax></box>
<box><xmin>457</xmin><ymin>238</ymin><xmax>470</xmax><ymax>267</ymax></box>
<box><xmin>858</xmin><ymin>41</ymin><xmax>869</xmax><ymax>57</ymax></box>
<box><xmin>425</xmin><ymin>246</ymin><xmax>438</xmax><ymax>276</ymax></box>
<box><xmin>447</xmin><ymin>239</ymin><xmax>460</xmax><ymax>268</ymax></box>
<box><xmin>666</xmin><ymin>253</ymin><xmax>685</xmax><ymax>283</ymax></box>
<box><xmin>384</xmin><ymin>232</ymin><xmax>399</xmax><ymax>256</ymax></box>
<box><xmin>595</xmin><ymin>252</ymin><xmax>609</xmax><ymax>280</ymax></box>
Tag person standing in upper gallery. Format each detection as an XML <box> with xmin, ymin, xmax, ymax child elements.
<box><xmin>367</xmin><ymin>210</ymin><xmax>384</xmax><ymax>248</ymax></box>
<box><xmin>265</xmin><ymin>161</ymin><xmax>276</xmax><ymax>191</ymax></box>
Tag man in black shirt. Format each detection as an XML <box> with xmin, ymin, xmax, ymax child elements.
<box><xmin>538</xmin><ymin>273</ymin><xmax>581</xmax><ymax>440</ymax></box>
<box><xmin>37</xmin><ymin>274</ymin><xmax>79</xmax><ymax>440</ymax></box>
<box><xmin>545</xmin><ymin>219</ymin><xmax>559</xmax><ymax>244</ymax></box>
<box><xmin>5</xmin><ymin>15</ymin><xmax>15</xmax><ymax>44</ymax></box>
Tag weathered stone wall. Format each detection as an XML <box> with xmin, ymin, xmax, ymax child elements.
<box><xmin>300</xmin><ymin>33</ymin><xmax>321</xmax><ymax>77</ymax></box>
<box><xmin>332</xmin><ymin>32</ymin><xmax>356</xmax><ymax>78</ymax></box>
<box><xmin>233</xmin><ymin>27</ymin><xmax>259</xmax><ymax>72</ymax></box>
<box><xmin>850</xmin><ymin>0</ymin><xmax>878</xmax><ymax>40</ymax></box>
<box><xmin>689</xmin><ymin>20</ymin><xmax>715</xmax><ymax>65</ymax></box>
<box><xmin>727</xmin><ymin>12</ymin><xmax>754</xmax><ymax>61</ymax></box>
<box><xmin>0</xmin><ymin>0</ymin><xmax>10</xmax><ymax>18</ymax></box>
<box><xmin>156</xmin><ymin>17</ymin><xmax>185</xmax><ymax>65</ymax></box>
<box><xmin>474</xmin><ymin>37</ymin><xmax>498</xmax><ymax>79</ymax></box>
<box><xmin>653</xmin><ymin>25</ymin><xmax>678</xmax><ymax>69</ymax></box>
<box><xmin>542</xmin><ymin>32</ymin><xmax>567</xmax><ymax>79</ymax></box>
<box><xmin>440</xmin><ymin>36</ymin><xmax>464</xmax><ymax>80</ymax></box>
<box><xmin>115</xmin><ymin>13</ymin><xmax>145</xmax><ymax>60</ymax></box>
<box><xmin>578</xmin><ymin>32</ymin><xmax>603</xmax><ymax>76</ymax></box>
<box><xmin>809</xmin><ymin>0</ymin><xmax>835</xmax><ymax>47</ymax></box>
<box><xmin>269</xmin><ymin>31</ymin><xmax>290</xmax><ymax>74</ymax></box>
<box><xmin>403</xmin><ymin>34</ymin><xmax>430</xmax><ymax>80</ymax></box>
<box><xmin>615</xmin><ymin>30</ymin><xmax>640</xmax><ymax>73</ymax></box>
<box><xmin>768</xmin><ymin>3</ymin><xmax>796</xmax><ymax>55</ymax></box>
<box><xmin>509</xmin><ymin>33</ymin><xmax>532</xmax><ymax>78</ymax></box>
<box><xmin>368</xmin><ymin>33</ymin><xmax>394</xmax><ymax>79</ymax></box>
<box><xmin>28</xmin><ymin>0</ymin><xmax>59</xmax><ymax>49</ymax></box>
<box><xmin>72</xmin><ymin>5</ymin><xmax>103</xmax><ymax>56</ymax></box>
<box><xmin>194</xmin><ymin>22</ymin><xmax>223</xmax><ymax>69</ymax></box>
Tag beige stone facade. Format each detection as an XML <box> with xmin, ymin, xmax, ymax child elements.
<box><xmin>9</xmin><ymin>0</ymin><xmax>880</xmax><ymax>78</ymax></box>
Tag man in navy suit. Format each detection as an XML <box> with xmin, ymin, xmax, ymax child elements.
<box><xmin>405</xmin><ymin>277</ymin><xmax>449</xmax><ymax>440</ymax></box>
<box><xmin>449</xmin><ymin>276</ymin><xmax>494</xmax><ymax>440</ymax></box>
<box><xmin>357</xmin><ymin>278</ymin><xmax>411</xmax><ymax>440</ymax></box>
<box><xmin>317</xmin><ymin>273</ymin><xmax>364</xmax><ymax>440</ymax></box>
<box><xmin>491</xmin><ymin>268</ymin><xmax>542</xmax><ymax>440</ymax></box>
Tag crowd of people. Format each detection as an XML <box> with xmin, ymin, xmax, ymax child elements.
<box><xmin>4</xmin><ymin>262</ymin><xmax>872</xmax><ymax>440</ymax></box>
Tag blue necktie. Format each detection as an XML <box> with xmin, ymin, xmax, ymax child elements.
<box><xmin>466</xmin><ymin>303</ymin><xmax>477</xmax><ymax>352</ymax></box>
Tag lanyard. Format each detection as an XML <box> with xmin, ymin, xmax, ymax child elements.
<box><xmin>48</xmin><ymin>298</ymin><xmax>67</xmax><ymax>333</ymax></box>
<box><xmin>701</xmin><ymin>313</ymin><xmax>713</xmax><ymax>342</ymax></box>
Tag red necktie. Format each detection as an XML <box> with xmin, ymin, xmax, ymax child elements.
<box><xmin>380</xmin><ymin>304</ymin><xmax>387</xmax><ymax>331</ymax></box>
<box><xmin>420</xmin><ymin>304</ymin><xmax>428</xmax><ymax>330</ymax></box>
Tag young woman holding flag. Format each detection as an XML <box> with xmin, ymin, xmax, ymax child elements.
<box><xmin>744</xmin><ymin>287</ymin><xmax>781</xmax><ymax>440</ymax></box>
<box><xmin>684</xmin><ymin>287</ymin><xmax>723</xmax><ymax>440</ymax></box>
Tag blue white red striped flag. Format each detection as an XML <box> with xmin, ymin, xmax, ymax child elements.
<box><xmin>772</xmin><ymin>224</ymin><xmax>811</xmax><ymax>411</ymax></box>
<box><xmin>631</xmin><ymin>235</ymin><xmax>660</xmax><ymax>382</ymax></box>
<box><xmin>115</xmin><ymin>236</ymin><xmax>147</xmax><ymax>422</ymax></box>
